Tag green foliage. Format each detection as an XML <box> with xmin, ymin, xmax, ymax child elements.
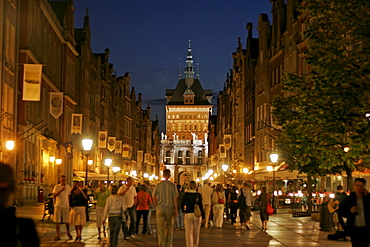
<box><xmin>272</xmin><ymin>0</ymin><xmax>370</xmax><ymax>178</ymax></box>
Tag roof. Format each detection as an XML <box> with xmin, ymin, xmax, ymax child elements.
<box><xmin>166</xmin><ymin>78</ymin><xmax>212</xmax><ymax>105</ymax></box>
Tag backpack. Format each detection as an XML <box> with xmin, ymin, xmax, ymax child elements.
<box><xmin>238</xmin><ymin>189</ymin><xmax>247</xmax><ymax>209</ymax></box>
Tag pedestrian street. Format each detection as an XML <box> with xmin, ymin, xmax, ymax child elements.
<box><xmin>16</xmin><ymin>204</ymin><xmax>352</xmax><ymax>247</ymax></box>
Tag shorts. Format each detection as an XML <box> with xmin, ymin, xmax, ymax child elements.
<box><xmin>53</xmin><ymin>207</ymin><xmax>70</xmax><ymax>223</ymax></box>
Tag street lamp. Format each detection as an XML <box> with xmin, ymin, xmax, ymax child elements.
<box><xmin>222</xmin><ymin>164</ymin><xmax>228</xmax><ymax>183</ymax></box>
<box><xmin>243</xmin><ymin>168</ymin><xmax>249</xmax><ymax>181</ymax></box>
<box><xmin>112</xmin><ymin>166</ymin><xmax>120</xmax><ymax>183</ymax></box>
<box><xmin>105</xmin><ymin>158</ymin><xmax>112</xmax><ymax>184</ymax></box>
<box><xmin>82</xmin><ymin>139</ymin><xmax>93</xmax><ymax>184</ymax></box>
<box><xmin>270</xmin><ymin>153</ymin><xmax>279</xmax><ymax>213</ymax></box>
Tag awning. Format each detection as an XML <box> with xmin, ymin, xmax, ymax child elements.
<box><xmin>254</xmin><ymin>169</ymin><xmax>307</xmax><ymax>180</ymax></box>
<box><xmin>74</xmin><ymin>171</ymin><xmax>129</xmax><ymax>181</ymax></box>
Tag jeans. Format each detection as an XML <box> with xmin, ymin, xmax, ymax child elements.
<box><xmin>176</xmin><ymin>209</ymin><xmax>184</xmax><ymax>229</ymax></box>
<box><xmin>184</xmin><ymin>213</ymin><xmax>201</xmax><ymax>247</ymax></box>
<box><xmin>108</xmin><ymin>216</ymin><xmax>122</xmax><ymax>247</ymax></box>
<box><xmin>136</xmin><ymin>210</ymin><xmax>149</xmax><ymax>234</ymax></box>
<box><xmin>147</xmin><ymin>208</ymin><xmax>153</xmax><ymax>234</ymax></box>
<box><xmin>156</xmin><ymin>208</ymin><xmax>175</xmax><ymax>247</ymax></box>
<box><xmin>122</xmin><ymin>206</ymin><xmax>136</xmax><ymax>237</ymax></box>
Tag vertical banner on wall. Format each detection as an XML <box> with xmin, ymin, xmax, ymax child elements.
<box><xmin>50</xmin><ymin>92</ymin><xmax>63</xmax><ymax>118</ymax></box>
<box><xmin>107</xmin><ymin>137</ymin><xmax>116</xmax><ymax>152</ymax></box>
<box><xmin>137</xmin><ymin>150</ymin><xmax>143</xmax><ymax>162</ymax></box>
<box><xmin>98</xmin><ymin>131</ymin><xmax>108</xmax><ymax>148</ymax></box>
<box><xmin>71</xmin><ymin>113</ymin><xmax>82</xmax><ymax>134</ymax></box>
<box><xmin>144</xmin><ymin>153</ymin><xmax>150</xmax><ymax>163</ymax></box>
<box><xmin>122</xmin><ymin>144</ymin><xmax>130</xmax><ymax>157</ymax></box>
<box><xmin>224</xmin><ymin>134</ymin><xmax>232</xmax><ymax>150</ymax></box>
<box><xmin>23</xmin><ymin>64</ymin><xmax>42</xmax><ymax>101</ymax></box>
<box><xmin>115</xmin><ymin>141</ymin><xmax>122</xmax><ymax>154</ymax></box>
<box><xmin>219</xmin><ymin>144</ymin><xmax>226</xmax><ymax>158</ymax></box>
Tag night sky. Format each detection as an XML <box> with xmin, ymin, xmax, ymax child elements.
<box><xmin>73</xmin><ymin>0</ymin><xmax>272</xmax><ymax>132</ymax></box>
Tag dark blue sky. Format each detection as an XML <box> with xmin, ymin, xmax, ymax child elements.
<box><xmin>73</xmin><ymin>0</ymin><xmax>272</xmax><ymax>131</ymax></box>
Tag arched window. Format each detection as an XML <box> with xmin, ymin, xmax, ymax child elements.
<box><xmin>178</xmin><ymin>150</ymin><xmax>183</xmax><ymax>164</ymax></box>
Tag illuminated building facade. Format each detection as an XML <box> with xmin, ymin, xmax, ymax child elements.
<box><xmin>160</xmin><ymin>41</ymin><xmax>212</xmax><ymax>184</ymax></box>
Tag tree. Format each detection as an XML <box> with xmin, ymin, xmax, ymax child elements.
<box><xmin>272</xmin><ymin>0</ymin><xmax>370</xmax><ymax>192</ymax></box>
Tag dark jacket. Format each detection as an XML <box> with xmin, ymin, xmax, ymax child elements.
<box><xmin>339</xmin><ymin>192</ymin><xmax>370</xmax><ymax>234</ymax></box>
<box><xmin>181</xmin><ymin>191</ymin><xmax>205</xmax><ymax>219</ymax></box>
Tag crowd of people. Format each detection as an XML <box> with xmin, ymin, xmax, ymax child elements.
<box><xmin>4</xmin><ymin>162</ymin><xmax>370</xmax><ymax>247</ymax></box>
<box><xmin>48</xmin><ymin>169</ymin><xmax>266</xmax><ymax>247</ymax></box>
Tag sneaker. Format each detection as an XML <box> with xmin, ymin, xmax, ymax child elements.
<box><xmin>124</xmin><ymin>236</ymin><xmax>130</xmax><ymax>240</ymax></box>
<box><xmin>246</xmin><ymin>224</ymin><xmax>251</xmax><ymax>230</ymax></box>
<box><xmin>130</xmin><ymin>235</ymin><xmax>136</xmax><ymax>238</ymax></box>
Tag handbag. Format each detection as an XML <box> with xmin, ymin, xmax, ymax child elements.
<box><xmin>217</xmin><ymin>191</ymin><xmax>225</xmax><ymax>204</ymax></box>
<box><xmin>194</xmin><ymin>194</ymin><xmax>202</xmax><ymax>217</ymax></box>
<box><xmin>266</xmin><ymin>202</ymin><xmax>274</xmax><ymax>215</ymax></box>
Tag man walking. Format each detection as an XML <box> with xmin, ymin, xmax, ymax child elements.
<box><xmin>152</xmin><ymin>169</ymin><xmax>179</xmax><ymax>247</ymax></box>
<box><xmin>198</xmin><ymin>181</ymin><xmax>213</xmax><ymax>228</ymax></box>
<box><xmin>52</xmin><ymin>175</ymin><xmax>72</xmax><ymax>241</ymax></box>
<box><xmin>118</xmin><ymin>176</ymin><xmax>137</xmax><ymax>239</ymax></box>
<box><xmin>340</xmin><ymin>178</ymin><xmax>370</xmax><ymax>246</ymax></box>
<box><xmin>239</xmin><ymin>182</ymin><xmax>253</xmax><ymax>230</ymax></box>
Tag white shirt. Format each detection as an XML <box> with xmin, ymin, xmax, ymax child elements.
<box><xmin>242</xmin><ymin>187</ymin><xmax>253</xmax><ymax>207</ymax></box>
<box><xmin>52</xmin><ymin>184</ymin><xmax>71</xmax><ymax>208</ymax></box>
<box><xmin>198</xmin><ymin>185</ymin><xmax>213</xmax><ymax>205</ymax></box>
<box><xmin>355</xmin><ymin>197</ymin><xmax>366</xmax><ymax>227</ymax></box>
<box><xmin>102</xmin><ymin>195</ymin><xmax>127</xmax><ymax>221</ymax></box>
<box><xmin>118</xmin><ymin>184</ymin><xmax>137</xmax><ymax>207</ymax></box>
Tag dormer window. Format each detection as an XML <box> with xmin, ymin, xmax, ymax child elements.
<box><xmin>184</xmin><ymin>95</ymin><xmax>194</xmax><ymax>104</ymax></box>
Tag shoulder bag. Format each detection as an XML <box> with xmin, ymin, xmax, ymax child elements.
<box><xmin>194</xmin><ymin>193</ymin><xmax>202</xmax><ymax>217</ymax></box>
<box><xmin>217</xmin><ymin>191</ymin><xmax>225</xmax><ymax>204</ymax></box>
<box><xmin>266</xmin><ymin>194</ymin><xmax>274</xmax><ymax>215</ymax></box>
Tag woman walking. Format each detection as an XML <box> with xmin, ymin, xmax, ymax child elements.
<box><xmin>135</xmin><ymin>184</ymin><xmax>152</xmax><ymax>235</ymax></box>
<box><xmin>103</xmin><ymin>185</ymin><xmax>127</xmax><ymax>247</ymax></box>
<box><xmin>258</xmin><ymin>187</ymin><xmax>270</xmax><ymax>230</ymax></box>
<box><xmin>94</xmin><ymin>180</ymin><xmax>110</xmax><ymax>240</ymax></box>
<box><xmin>181</xmin><ymin>181</ymin><xmax>205</xmax><ymax>247</ymax></box>
<box><xmin>69</xmin><ymin>181</ymin><xmax>88</xmax><ymax>241</ymax></box>
<box><xmin>211</xmin><ymin>184</ymin><xmax>226</xmax><ymax>229</ymax></box>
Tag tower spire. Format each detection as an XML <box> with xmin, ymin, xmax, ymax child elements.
<box><xmin>185</xmin><ymin>39</ymin><xmax>195</xmax><ymax>79</ymax></box>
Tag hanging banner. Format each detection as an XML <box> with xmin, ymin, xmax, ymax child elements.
<box><xmin>71</xmin><ymin>113</ymin><xmax>82</xmax><ymax>134</ymax></box>
<box><xmin>144</xmin><ymin>153</ymin><xmax>150</xmax><ymax>163</ymax></box>
<box><xmin>115</xmin><ymin>140</ymin><xmax>122</xmax><ymax>154</ymax></box>
<box><xmin>137</xmin><ymin>150</ymin><xmax>143</xmax><ymax>162</ymax></box>
<box><xmin>224</xmin><ymin>134</ymin><xmax>232</xmax><ymax>150</ymax></box>
<box><xmin>122</xmin><ymin>144</ymin><xmax>130</xmax><ymax>158</ymax></box>
<box><xmin>23</xmin><ymin>64</ymin><xmax>42</xmax><ymax>101</ymax></box>
<box><xmin>107</xmin><ymin>137</ymin><xmax>116</xmax><ymax>152</ymax></box>
<box><xmin>50</xmin><ymin>92</ymin><xmax>63</xmax><ymax>119</ymax></box>
<box><xmin>219</xmin><ymin>144</ymin><xmax>226</xmax><ymax>158</ymax></box>
<box><xmin>98</xmin><ymin>131</ymin><xmax>108</xmax><ymax>148</ymax></box>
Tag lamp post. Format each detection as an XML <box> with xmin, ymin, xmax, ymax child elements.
<box><xmin>82</xmin><ymin>139</ymin><xmax>93</xmax><ymax>184</ymax></box>
<box><xmin>105</xmin><ymin>158</ymin><xmax>112</xmax><ymax>183</ymax></box>
<box><xmin>243</xmin><ymin>168</ymin><xmax>249</xmax><ymax>182</ymax></box>
<box><xmin>270</xmin><ymin>153</ymin><xmax>279</xmax><ymax>213</ymax></box>
<box><xmin>222</xmin><ymin>164</ymin><xmax>228</xmax><ymax>184</ymax></box>
<box><xmin>112</xmin><ymin>166</ymin><xmax>120</xmax><ymax>183</ymax></box>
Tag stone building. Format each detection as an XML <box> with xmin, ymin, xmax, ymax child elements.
<box><xmin>160</xmin><ymin>41</ymin><xmax>212</xmax><ymax>184</ymax></box>
<box><xmin>216</xmin><ymin>0</ymin><xmax>309</xmax><ymax>189</ymax></box>
<box><xmin>0</xmin><ymin>0</ymin><xmax>158</xmax><ymax>205</ymax></box>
